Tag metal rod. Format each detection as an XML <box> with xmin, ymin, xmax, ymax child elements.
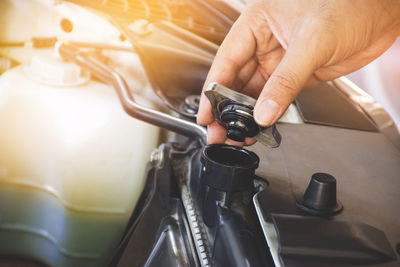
<box><xmin>58</xmin><ymin>42</ymin><xmax>207</xmax><ymax>145</ymax></box>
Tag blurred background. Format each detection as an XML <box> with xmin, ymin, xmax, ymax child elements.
<box><xmin>348</xmin><ymin>38</ymin><xmax>400</xmax><ymax>132</ymax></box>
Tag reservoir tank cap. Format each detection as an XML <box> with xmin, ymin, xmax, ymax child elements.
<box><xmin>26</xmin><ymin>53</ymin><xmax>89</xmax><ymax>86</ymax></box>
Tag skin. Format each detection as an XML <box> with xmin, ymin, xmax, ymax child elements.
<box><xmin>197</xmin><ymin>0</ymin><xmax>400</xmax><ymax>146</ymax></box>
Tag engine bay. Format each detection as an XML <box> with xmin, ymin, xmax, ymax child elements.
<box><xmin>0</xmin><ymin>1</ymin><xmax>399</xmax><ymax>267</ymax></box>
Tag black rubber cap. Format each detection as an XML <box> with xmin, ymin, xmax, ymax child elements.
<box><xmin>296</xmin><ymin>172</ymin><xmax>343</xmax><ymax>216</ymax></box>
<box><xmin>226</xmin><ymin>128</ymin><xmax>246</xmax><ymax>142</ymax></box>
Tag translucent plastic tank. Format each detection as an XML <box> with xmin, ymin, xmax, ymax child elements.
<box><xmin>0</xmin><ymin>52</ymin><xmax>159</xmax><ymax>266</ymax></box>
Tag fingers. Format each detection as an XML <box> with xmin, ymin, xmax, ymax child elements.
<box><xmin>254</xmin><ymin>44</ymin><xmax>317</xmax><ymax>126</ymax></box>
<box><xmin>207</xmin><ymin>122</ymin><xmax>245</xmax><ymax>146</ymax></box>
<box><xmin>205</xmin><ymin>14</ymin><xmax>258</xmax><ymax>87</ymax></box>
<box><xmin>207</xmin><ymin>121</ymin><xmax>227</xmax><ymax>144</ymax></box>
<box><xmin>197</xmin><ymin>13</ymin><xmax>258</xmax><ymax>126</ymax></box>
<box><xmin>225</xmin><ymin>139</ymin><xmax>246</xmax><ymax>147</ymax></box>
<box><xmin>197</xmin><ymin>94</ymin><xmax>213</xmax><ymax>126</ymax></box>
<box><xmin>241</xmin><ymin>67</ymin><xmax>268</xmax><ymax>99</ymax></box>
<box><xmin>244</xmin><ymin>138</ymin><xmax>257</xmax><ymax>146</ymax></box>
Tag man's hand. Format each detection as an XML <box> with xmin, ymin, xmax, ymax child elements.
<box><xmin>197</xmin><ymin>0</ymin><xmax>400</xmax><ymax>146</ymax></box>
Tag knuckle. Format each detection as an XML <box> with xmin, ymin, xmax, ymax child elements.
<box><xmin>269</xmin><ymin>73</ymin><xmax>300</xmax><ymax>97</ymax></box>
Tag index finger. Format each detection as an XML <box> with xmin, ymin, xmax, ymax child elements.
<box><xmin>197</xmin><ymin>13</ymin><xmax>257</xmax><ymax>126</ymax></box>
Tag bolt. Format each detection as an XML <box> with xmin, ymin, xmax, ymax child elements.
<box><xmin>184</xmin><ymin>95</ymin><xmax>200</xmax><ymax>115</ymax></box>
<box><xmin>150</xmin><ymin>148</ymin><xmax>163</xmax><ymax>165</ymax></box>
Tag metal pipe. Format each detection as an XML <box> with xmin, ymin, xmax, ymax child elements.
<box><xmin>58</xmin><ymin>42</ymin><xmax>207</xmax><ymax>145</ymax></box>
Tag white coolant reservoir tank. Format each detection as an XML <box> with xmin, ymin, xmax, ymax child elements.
<box><xmin>0</xmin><ymin>52</ymin><xmax>159</xmax><ymax>214</ymax></box>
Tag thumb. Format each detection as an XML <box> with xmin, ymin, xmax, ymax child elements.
<box><xmin>254</xmin><ymin>44</ymin><xmax>317</xmax><ymax>126</ymax></box>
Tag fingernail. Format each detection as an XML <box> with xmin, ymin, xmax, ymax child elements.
<box><xmin>254</xmin><ymin>99</ymin><xmax>280</xmax><ymax>126</ymax></box>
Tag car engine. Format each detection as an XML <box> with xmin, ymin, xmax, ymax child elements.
<box><xmin>0</xmin><ymin>1</ymin><xmax>399</xmax><ymax>267</ymax></box>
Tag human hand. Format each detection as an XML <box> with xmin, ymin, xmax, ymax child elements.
<box><xmin>197</xmin><ymin>0</ymin><xmax>400</xmax><ymax>146</ymax></box>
